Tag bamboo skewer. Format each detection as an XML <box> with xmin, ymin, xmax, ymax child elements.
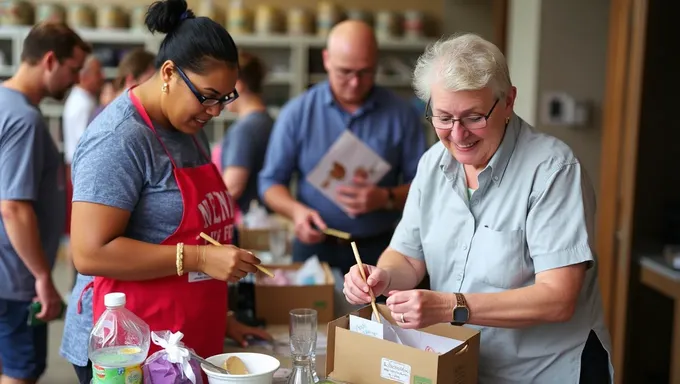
<box><xmin>198</xmin><ymin>232</ymin><xmax>275</xmax><ymax>278</ymax></box>
<box><xmin>350</xmin><ymin>241</ymin><xmax>381</xmax><ymax>324</ymax></box>
<box><xmin>322</xmin><ymin>227</ymin><xmax>351</xmax><ymax>240</ymax></box>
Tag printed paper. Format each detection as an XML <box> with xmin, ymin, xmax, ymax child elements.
<box><xmin>306</xmin><ymin>131</ymin><xmax>392</xmax><ymax>215</ymax></box>
<box><xmin>368</xmin><ymin>312</ymin><xmax>463</xmax><ymax>354</ymax></box>
<box><xmin>380</xmin><ymin>358</ymin><xmax>411</xmax><ymax>384</ymax></box>
<box><xmin>349</xmin><ymin>315</ymin><xmax>384</xmax><ymax>340</ymax></box>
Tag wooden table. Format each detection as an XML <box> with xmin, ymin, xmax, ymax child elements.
<box><xmin>222</xmin><ymin>324</ymin><xmax>328</xmax><ymax>379</ymax></box>
<box><xmin>639</xmin><ymin>256</ymin><xmax>680</xmax><ymax>384</ymax></box>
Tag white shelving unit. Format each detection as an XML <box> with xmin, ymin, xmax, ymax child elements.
<box><xmin>0</xmin><ymin>26</ymin><xmax>436</xmax><ymax>149</ymax></box>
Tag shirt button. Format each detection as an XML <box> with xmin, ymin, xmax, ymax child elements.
<box><xmin>462</xmin><ymin>244</ymin><xmax>468</xmax><ymax>250</ymax></box>
<box><xmin>493</xmin><ymin>176</ymin><xmax>499</xmax><ymax>181</ymax></box>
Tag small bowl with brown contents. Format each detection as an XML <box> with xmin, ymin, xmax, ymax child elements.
<box><xmin>201</xmin><ymin>352</ymin><xmax>280</xmax><ymax>383</ymax></box>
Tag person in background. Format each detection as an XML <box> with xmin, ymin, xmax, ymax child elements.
<box><xmin>220</xmin><ymin>51</ymin><xmax>273</xmax><ymax>216</ymax></box>
<box><xmin>258</xmin><ymin>20</ymin><xmax>426</xmax><ymax>275</ymax></box>
<box><xmin>65</xmin><ymin>0</ymin><xmax>270</xmax><ymax>382</ymax></box>
<box><xmin>343</xmin><ymin>33</ymin><xmax>613</xmax><ymax>383</ymax></box>
<box><xmin>59</xmin><ymin>47</ymin><xmax>155</xmax><ymax>383</ymax></box>
<box><xmin>0</xmin><ymin>21</ymin><xmax>89</xmax><ymax>384</ymax></box>
<box><xmin>89</xmin><ymin>48</ymin><xmax>156</xmax><ymax>122</ymax></box>
<box><xmin>62</xmin><ymin>55</ymin><xmax>104</xmax><ymax>168</ymax></box>
<box><xmin>61</xmin><ymin>54</ymin><xmax>104</xmax><ymax>289</ymax></box>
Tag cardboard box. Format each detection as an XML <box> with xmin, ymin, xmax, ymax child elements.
<box><xmin>325</xmin><ymin>304</ymin><xmax>480</xmax><ymax>384</ymax></box>
<box><xmin>237</xmin><ymin>215</ymin><xmax>293</xmax><ymax>253</ymax></box>
<box><xmin>254</xmin><ymin>262</ymin><xmax>335</xmax><ymax>324</ymax></box>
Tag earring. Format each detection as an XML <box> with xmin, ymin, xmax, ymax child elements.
<box><xmin>161</xmin><ymin>83</ymin><xmax>168</xmax><ymax>93</ymax></box>
<box><xmin>505</xmin><ymin>116</ymin><xmax>510</xmax><ymax>124</ymax></box>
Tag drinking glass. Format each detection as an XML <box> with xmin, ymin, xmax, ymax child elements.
<box><xmin>288</xmin><ymin>308</ymin><xmax>317</xmax><ymax>384</ymax></box>
<box><xmin>268</xmin><ymin>225</ymin><xmax>288</xmax><ymax>263</ymax></box>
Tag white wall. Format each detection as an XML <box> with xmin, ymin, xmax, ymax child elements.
<box><xmin>506</xmin><ymin>0</ymin><xmax>610</xmax><ymax>197</ymax></box>
<box><xmin>506</xmin><ymin>0</ymin><xmax>542</xmax><ymax>126</ymax></box>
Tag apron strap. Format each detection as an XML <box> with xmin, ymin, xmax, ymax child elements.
<box><xmin>128</xmin><ymin>88</ymin><xmax>179</xmax><ymax>169</ymax></box>
<box><xmin>76</xmin><ymin>280</ymin><xmax>95</xmax><ymax>315</ymax></box>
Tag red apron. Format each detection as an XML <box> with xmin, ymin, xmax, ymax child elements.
<box><xmin>79</xmin><ymin>88</ymin><xmax>235</xmax><ymax>359</ymax></box>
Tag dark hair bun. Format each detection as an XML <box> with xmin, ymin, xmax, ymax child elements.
<box><xmin>145</xmin><ymin>0</ymin><xmax>194</xmax><ymax>35</ymax></box>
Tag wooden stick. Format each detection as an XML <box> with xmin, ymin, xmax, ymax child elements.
<box><xmin>322</xmin><ymin>228</ymin><xmax>351</xmax><ymax>240</ymax></box>
<box><xmin>198</xmin><ymin>232</ymin><xmax>275</xmax><ymax>278</ymax></box>
<box><xmin>350</xmin><ymin>241</ymin><xmax>381</xmax><ymax>324</ymax></box>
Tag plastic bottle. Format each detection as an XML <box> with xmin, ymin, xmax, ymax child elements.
<box><xmin>88</xmin><ymin>292</ymin><xmax>150</xmax><ymax>384</ymax></box>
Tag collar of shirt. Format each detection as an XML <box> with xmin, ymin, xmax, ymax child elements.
<box><xmin>320</xmin><ymin>80</ymin><xmax>381</xmax><ymax>117</ymax></box>
<box><xmin>438</xmin><ymin>113</ymin><xmax>521</xmax><ymax>187</ymax></box>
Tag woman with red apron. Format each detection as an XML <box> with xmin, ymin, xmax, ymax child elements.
<box><xmin>65</xmin><ymin>1</ymin><xmax>270</xmax><ymax>383</ymax></box>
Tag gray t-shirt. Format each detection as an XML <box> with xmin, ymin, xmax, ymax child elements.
<box><xmin>220</xmin><ymin>111</ymin><xmax>273</xmax><ymax>214</ymax></box>
<box><xmin>60</xmin><ymin>91</ymin><xmax>211</xmax><ymax>366</ymax></box>
<box><xmin>0</xmin><ymin>86</ymin><xmax>65</xmax><ymax>301</ymax></box>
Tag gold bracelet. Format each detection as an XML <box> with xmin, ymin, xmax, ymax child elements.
<box><xmin>176</xmin><ymin>242</ymin><xmax>184</xmax><ymax>276</ymax></box>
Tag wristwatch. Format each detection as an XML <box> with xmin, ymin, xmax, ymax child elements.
<box><xmin>450</xmin><ymin>293</ymin><xmax>470</xmax><ymax>326</ymax></box>
<box><xmin>385</xmin><ymin>188</ymin><xmax>395</xmax><ymax>210</ymax></box>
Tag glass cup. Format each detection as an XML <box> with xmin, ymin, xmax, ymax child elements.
<box><xmin>288</xmin><ymin>308</ymin><xmax>318</xmax><ymax>384</ymax></box>
<box><xmin>268</xmin><ymin>224</ymin><xmax>288</xmax><ymax>263</ymax></box>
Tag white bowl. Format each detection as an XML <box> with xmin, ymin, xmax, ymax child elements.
<box><xmin>201</xmin><ymin>352</ymin><xmax>281</xmax><ymax>384</ymax></box>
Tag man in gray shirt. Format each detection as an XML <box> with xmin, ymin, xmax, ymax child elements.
<box><xmin>0</xmin><ymin>21</ymin><xmax>89</xmax><ymax>384</ymax></box>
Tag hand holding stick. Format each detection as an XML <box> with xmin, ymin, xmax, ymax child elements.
<box><xmin>198</xmin><ymin>232</ymin><xmax>275</xmax><ymax>278</ymax></box>
<box><xmin>350</xmin><ymin>241</ymin><xmax>381</xmax><ymax>324</ymax></box>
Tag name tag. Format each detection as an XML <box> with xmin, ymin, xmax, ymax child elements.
<box><xmin>188</xmin><ymin>272</ymin><xmax>212</xmax><ymax>283</ymax></box>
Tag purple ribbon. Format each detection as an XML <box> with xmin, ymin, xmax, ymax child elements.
<box><xmin>180</xmin><ymin>11</ymin><xmax>189</xmax><ymax>21</ymax></box>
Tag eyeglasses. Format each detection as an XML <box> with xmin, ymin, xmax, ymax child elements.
<box><xmin>425</xmin><ymin>98</ymin><xmax>499</xmax><ymax>130</ymax></box>
<box><xmin>175</xmin><ymin>65</ymin><xmax>239</xmax><ymax>107</ymax></box>
<box><xmin>331</xmin><ymin>66</ymin><xmax>376</xmax><ymax>80</ymax></box>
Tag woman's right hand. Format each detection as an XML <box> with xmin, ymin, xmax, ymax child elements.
<box><xmin>201</xmin><ymin>245</ymin><xmax>261</xmax><ymax>283</ymax></box>
<box><xmin>343</xmin><ymin>264</ymin><xmax>391</xmax><ymax>305</ymax></box>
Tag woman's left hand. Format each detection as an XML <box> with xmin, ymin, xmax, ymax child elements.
<box><xmin>386</xmin><ymin>290</ymin><xmax>455</xmax><ymax>330</ymax></box>
<box><xmin>226</xmin><ymin>315</ymin><xmax>273</xmax><ymax>347</ymax></box>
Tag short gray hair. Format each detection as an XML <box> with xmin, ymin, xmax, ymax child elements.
<box><xmin>412</xmin><ymin>33</ymin><xmax>512</xmax><ymax>102</ymax></box>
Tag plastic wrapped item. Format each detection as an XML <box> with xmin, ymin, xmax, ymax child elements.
<box><xmin>242</xmin><ymin>200</ymin><xmax>270</xmax><ymax>229</ymax></box>
<box><xmin>258</xmin><ymin>256</ymin><xmax>326</xmax><ymax>286</ymax></box>
<box><xmin>143</xmin><ymin>331</ymin><xmax>203</xmax><ymax>384</ymax></box>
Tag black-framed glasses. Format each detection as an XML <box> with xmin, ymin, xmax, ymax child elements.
<box><xmin>331</xmin><ymin>65</ymin><xmax>376</xmax><ymax>80</ymax></box>
<box><xmin>425</xmin><ymin>98</ymin><xmax>499</xmax><ymax>130</ymax></box>
<box><xmin>175</xmin><ymin>66</ymin><xmax>239</xmax><ymax>107</ymax></box>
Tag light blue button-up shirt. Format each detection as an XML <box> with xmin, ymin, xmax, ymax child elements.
<box><xmin>390</xmin><ymin>115</ymin><xmax>613</xmax><ymax>383</ymax></box>
<box><xmin>258</xmin><ymin>81</ymin><xmax>426</xmax><ymax>237</ymax></box>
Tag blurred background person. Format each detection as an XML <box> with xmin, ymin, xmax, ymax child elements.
<box><xmin>218</xmin><ymin>51</ymin><xmax>273</xmax><ymax>218</ymax></box>
<box><xmin>89</xmin><ymin>48</ymin><xmax>156</xmax><ymax>121</ymax></box>
<box><xmin>258</xmin><ymin>20</ymin><xmax>426</xmax><ymax>275</ymax></box>
<box><xmin>0</xmin><ymin>21</ymin><xmax>89</xmax><ymax>384</ymax></box>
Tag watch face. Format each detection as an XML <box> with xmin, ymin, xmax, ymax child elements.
<box><xmin>453</xmin><ymin>306</ymin><xmax>469</xmax><ymax>323</ymax></box>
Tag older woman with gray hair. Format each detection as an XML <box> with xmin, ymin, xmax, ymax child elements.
<box><xmin>342</xmin><ymin>33</ymin><xmax>614</xmax><ymax>383</ymax></box>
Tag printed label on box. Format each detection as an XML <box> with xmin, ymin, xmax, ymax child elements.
<box><xmin>380</xmin><ymin>358</ymin><xmax>411</xmax><ymax>384</ymax></box>
<box><xmin>413</xmin><ymin>376</ymin><xmax>432</xmax><ymax>384</ymax></box>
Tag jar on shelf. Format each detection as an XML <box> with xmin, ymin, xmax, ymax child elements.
<box><xmin>403</xmin><ymin>10</ymin><xmax>424</xmax><ymax>39</ymax></box>
<box><xmin>345</xmin><ymin>8</ymin><xmax>371</xmax><ymax>26</ymax></box>
<box><xmin>227</xmin><ymin>0</ymin><xmax>252</xmax><ymax>35</ymax></box>
<box><xmin>197</xmin><ymin>0</ymin><xmax>223</xmax><ymax>25</ymax></box>
<box><xmin>316</xmin><ymin>1</ymin><xmax>340</xmax><ymax>36</ymax></box>
<box><xmin>130</xmin><ymin>5</ymin><xmax>147</xmax><ymax>32</ymax></box>
<box><xmin>1</xmin><ymin>0</ymin><xmax>34</xmax><ymax>26</ymax></box>
<box><xmin>35</xmin><ymin>3</ymin><xmax>66</xmax><ymax>24</ymax></box>
<box><xmin>375</xmin><ymin>10</ymin><xmax>398</xmax><ymax>40</ymax></box>
<box><xmin>286</xmin><ymin>8</ymin><xmax>311</xmax><ymax>36</ymax></box>
<box><xmin>97</xmin><ymin>5</ymin><xmax>128</xmax><ymax>30</ymax></box>
<box><xmin>254</xmin><ymin>5</ymin><xmax>279</xmax><ymax>35</ymax></box>
<box><xmin>67</xmin><ymin>4</ymin><xmax>95</xmax><ymax>29</ymax></box>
